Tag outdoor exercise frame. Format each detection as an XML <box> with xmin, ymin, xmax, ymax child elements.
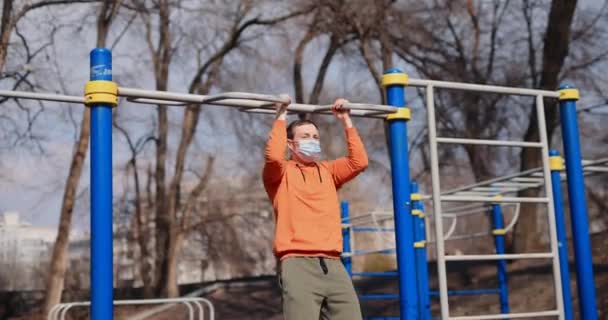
<box><xmin>0</xmin><ymin>48</ymin><xmax>598</xmax><ymax>320</ymax></box>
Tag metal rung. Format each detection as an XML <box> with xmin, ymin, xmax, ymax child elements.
<box><xmin>451</xmin><ymin>191</ymin><xmax>498</xmax><ymax>197</ymax></box>
<box><xmin>440</xmin><ymin>195</ymin><xmax>549</xmax><ymax>203</ymax></box>
<box><xmin>472</xmin><ymin>187</ymin><xmax>519</xmax><ymax>192</ymax></box>
<box><xmin>585</xmin><ymin>166</ymin><xmax>608</xmax><ymax>173</ymax></box>
<box><xmin>429</xmin><ymin>289</ymin><xmax>501</xmax><ymax>297</ymax></box>
<box><xmin>359</xmin><ymin>294</ymin><xmax>399</xmax><ymax>300</ymax></box>
<box><xmin>351</xmin><ymin>248</ymin><xmax>396</xmax><ymax>256</ymax></box>
<box><xmin>449</xmin><ymin>310</ymin><xmax>559</xmax><ymax>320</ymax></box>
<box><xmin>445</xmin><ymin>253</ymin><xmax>553</xmax><ymax>261</ymax></box>
<box><xmin>491</xmin><ymin>182</ymin><xmax>542</xmax><ymax>188</ymax></box>
<box><xmin>532</xmin><ymin>171</ymin><xmax>567</xmax><ymax>178</ymax></box>
<box><xmin>436</xmin><ymin>137</ymin><xmax>543</xmax><ymax>148</ymax></box>
<box><xmin>511</xmin><ymin>177</ymin><xmax>544</xmax><ymax>182</ymax></box>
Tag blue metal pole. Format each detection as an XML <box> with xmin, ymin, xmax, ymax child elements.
<box><xmin>490</xmin><ymin>202</ymin><xmax>509</xmax><ymax>314</ymax></box>
<box><xmin>383</xmin><ymin>69</ymin><xmax>417</xmax><ymax>320</ymax></box>
<box><xmin>429</xmin><ymin>289</ymin><xmax>502</xmax><ymax>297</ymax></box>
<box><xmin>549</xmin><ymin>150</ymin><xmax>574</xmax><ymax>320</ymax></box>
<box><xmin>559</xmin><ymin>85</ymin><xmax>598</xmax><ymax>320</ymax></box>
<box><xmin>411</xmin><ymin>182</ymin><xmax>430</xmax><ymax>320</ymax></box>
<box><xmin>90</xmin><ymin>48</ymin><xmax>114</xmax><ymax>320</ymax></box>
<box><xmin>341</xmin><ymin>200</ymin><xmax>352</xmax><ymax>277</ymax></box>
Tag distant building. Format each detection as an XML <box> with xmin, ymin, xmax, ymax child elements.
<box><xmin>0</xmin><ymin>196</ymin><xmax>275</xmax><ymax>292</ymax></box>
<box><xmin>0</xmin><ymin>212</ymin><xmax>56</xmax><ymax>290</ymax></box>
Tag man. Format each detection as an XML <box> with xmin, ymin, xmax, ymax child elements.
<box><xmin>263</xmin><ymin>97</ymin><xmax>368</xmax><ymax>320</ymax></box>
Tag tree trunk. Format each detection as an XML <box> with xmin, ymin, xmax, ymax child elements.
<box><xmin>42</xmin><ymin>1</ymin><xmax>120</xmax><ymax>314</ymax></box>
<box><xmin>42</xmin><ymin>110</ymin><xmax>90</xmax><ymax>315</ymax></box>
<box><xmin>132</xmin><ymin>160</ymin><xmax>153</xmax><ymax>297</ymax></box>
<box><xmin>163</xmin><ymin>228</ymin><xmax>183</xmax><ymax>298</ymax></box>
<box><xmin>514</xmin><ymin>0</ymin><xmax>578</xmax><ymax>253</ymax></box>
<box><xmin>0</xmin><ymin>0</ymin><xmax>14</xmax><ymax>71</ymax></box>
<box><xmin>162</xmin><ymin>155</ymin><xmax>214</xmax><ymax>297</ymax></box>
<box><xmin>308</xmin><ymin>36</ymin><xmax>340</xmax><ymax>105</ymax></box>
<box><xmin>152</xmin><ymin>104</ymin><xmax>168</xmax><ymax>294</ymax></box>
<box><xmin>150</xmin><ymin>0</ymin><xmax>173</xmax><ymax>297</ymax></box>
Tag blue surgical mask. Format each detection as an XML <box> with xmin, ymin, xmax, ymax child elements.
<box><xmin>297</xmin><ymin>139</ymin><xmax>321</xmax><ymax>161</ymax></box>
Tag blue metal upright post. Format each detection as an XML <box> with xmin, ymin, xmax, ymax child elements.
<box><xmin>490</xmin><ymin>200</ymin><xmax>509</xmax><ymax>314</ymax></box>
<box><xmin>411</xmin><ymin>182</ymin><xmax>430</xmax><ymax>320</ymax></box>
<box><xmin>382</xmin><ymin>69</ymin><xmax>417</xmax><ymax>320</ymax></box>
<box><xmin>558</xmin><ymin>85</ymin><xmax>598</xmax><ymax>320</ymax></box>
<box><xmin>88</xmin><ymin>48</ymin><xmax>116</xmax><ymax>320</ymax></box>
<box><xmin>341</xmin><ymin>200</ymin><xmax>352</xmax><ymax>276</ymax></box>
<box><xmin>549</xmin><ymin>150</ymin><xmax>574</xmax><ymax>320</ymax></box>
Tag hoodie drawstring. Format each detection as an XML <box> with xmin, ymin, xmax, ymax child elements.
<box><xmin>316</xmin><ymin>165</ymin><xmax>323</xmax><ymax>183</ymax></box>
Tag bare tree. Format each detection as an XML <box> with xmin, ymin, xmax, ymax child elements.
<box><xmin>114</xmin><ymin>118</ymin><xmax>155</xmax><ymax>295</ymax></box>
<box><xmin>0</xmin><ymin>0</ymin><xmax>99</xmax><ymax>150</ymax></box>
<box><xmin>43</xmin><ymin>0</ymin><xmax>122</xmax><ymax>314</ymax></box>
<box><xmin>0</xmin><ymin>0</ymin><xmax>97</xmax><ymax>71</ymax></box>
<box><xmin>514</xmin><ymin>0</ymin><xmax>579</xmax><ymax>252</ymax></box>
<box><xmin>126</xmin><ymin>0</ymin><xmax>173</xmax><ymax>297</ymax></box>
<box><xmin>364</xmin><ymin>0</ymin><xmax>608</xmax><ymax>252</ymax></box>
<box><xmin>162</xmin><ymin>3</ymin><xmax>306</xmax><ymax>298</ymax></box>
<box><xmin>123</xmin><ymin>0</ymin><xmax>307</xmax><ymax>297</ymax></box>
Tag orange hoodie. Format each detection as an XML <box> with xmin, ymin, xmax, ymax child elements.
<box><xmin>263</xmin><ymin>120</ymin><xmax>369</xmax><ymax>260</ymax></box>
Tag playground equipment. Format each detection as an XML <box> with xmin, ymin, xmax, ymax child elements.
<box><xmin>342</xmin><ymin>155</ymin><xmax>608</xmax><ymax>320</ymax></box>
<box><xmin>47</xmin><ymin>297</ymin><xmax>214</xmax><ymax>320</ymax></box>
<box><xmin>339</xmin><ymin>73</ymin><xmax>600</xmax><ymax>320</ymax></box>
<box><xmin>0</xmin><ymin>48</ymin><xmax>599</xmax><ymax>320</ymax></box>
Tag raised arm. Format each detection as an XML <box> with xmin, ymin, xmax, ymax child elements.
<box><xmin>328</xmin><ymin>99</ymin><xmax>369</xmax><ymax>188</ymax></box>
<box><xmin>263</xmin><ymin>98</ymin><xmax>290</xmax><ymax>185</ymax></box>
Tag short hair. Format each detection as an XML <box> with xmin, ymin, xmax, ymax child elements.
<box><xmin>286</xmin><ymin>119</ymin><xmax>318</xmax><ymax>139</ymax></box>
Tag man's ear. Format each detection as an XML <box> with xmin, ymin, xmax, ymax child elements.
<box><xmin>287</xmin><ymin>139</ymin><xmax>296</xmax><ymax>151</ymax></box>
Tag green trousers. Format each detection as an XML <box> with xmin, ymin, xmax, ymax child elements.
<box><xmin>278</xmin><ymin>256</ymin><xmax>362</xmax><ymax>320</ymax></box>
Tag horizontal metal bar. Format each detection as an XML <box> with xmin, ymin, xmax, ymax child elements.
<box><xmin>429</xmin><ymin>289</ymin><xmax>501</xmax><ymax>297</ymax></box>
<box><xmin>352</xmin><ymin>248</ymin><xmax>396</xmax><ymax>256</ymax></box>
<box><xmin>445</xmin><ymin>252</ymin><xmax>553</xmax><ymax>261</ymax></box>
<box><xmin>440</xmin><ymin>195</ymin><xmax>549</xmax><ymax>203</ymax></box>
<box><xmin>490</xmin><ymin>182</ymin><xmax>543</xmax><ymax>188</ymax></box>
<box><xmin>119</xmin><ymin>87</ymin><xmax>398</xmax><ymax>117</ymax></box>
<box><xmin>125</xmin><ymin>98</ymin><xmax>186</xmax><ymax>106</ymax></box>
<box><xmin>441</xmin><ymin>157</ymin><xmax>607</xmax><ymax>200</ymax></box>
<box><xmin>448</xmin><ymin>310</ymin><xmax>559</xmax><ymax>320</ymax></box>
<box><xmin>437</xmin><ymin>137</ymin><xmax>543</xmax><ymax>148</ymax></box>
<box><xmin>408</xmin><ymin>78</ymin><xmax>560</xmax><ymax>98</ymax></box>
<box><xmin>584</xmin><ymin>166</ymin><xmax>608</xmax><ymax>173</ymax></box>
<box><xmin>511</xmin><ymin>177</ymin><xmax>545</xmax><ymax>183</ymax></box>
<box><xmin>581</xmin><ymin>157</ymin><xmax>608</xmax><ymax>166</ymax></box>
<box><xmin>359</xmin><ymin>294</ymin><xmax>399</xmax><ymax>300</ymax></box>
<box><xmin>442</xmin><ymin>167</ymin><xmax>544</xmax><ymax>195</ymax></box>
<box><xmin>352</xmin><ymin>272</ymin><xmax>398</xmax><ymax>277</ymax></box>
<box><xmin>346</xmin><ymin>212</ymin><xmax>393</xmax><ymax>221</ymax></box>
<box><xmin>314</xmin><ymin>102</ymin><xmax>398</xmax><ymax>113</ymax></box>
<box><xmin>119</xmin><ymin>87</ymin><xmax>207</xmax><ymax>104</ymax></box>
<box><xmin>451</xmin><ymin>191</ymin><xmax>501</xmax><ymax>197</ymax></box>
<box><xmin>0</xmin><ymin>90</ymin><xmax>84</xmax><ymax>104</ymax></box>
<box><xmin>204</xmin><ymin>92</ymin><xmax>287</xmax><ymax>104</ymax></box>
<box><xmin>472</xmin><ymin>187</ymin><xmax>520</xmax><ymax>192</ymax></box>
<box><xmin>242</xmin><ymin>105</ymin><xmax>387</xmax><ymax>118</ymax></box>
